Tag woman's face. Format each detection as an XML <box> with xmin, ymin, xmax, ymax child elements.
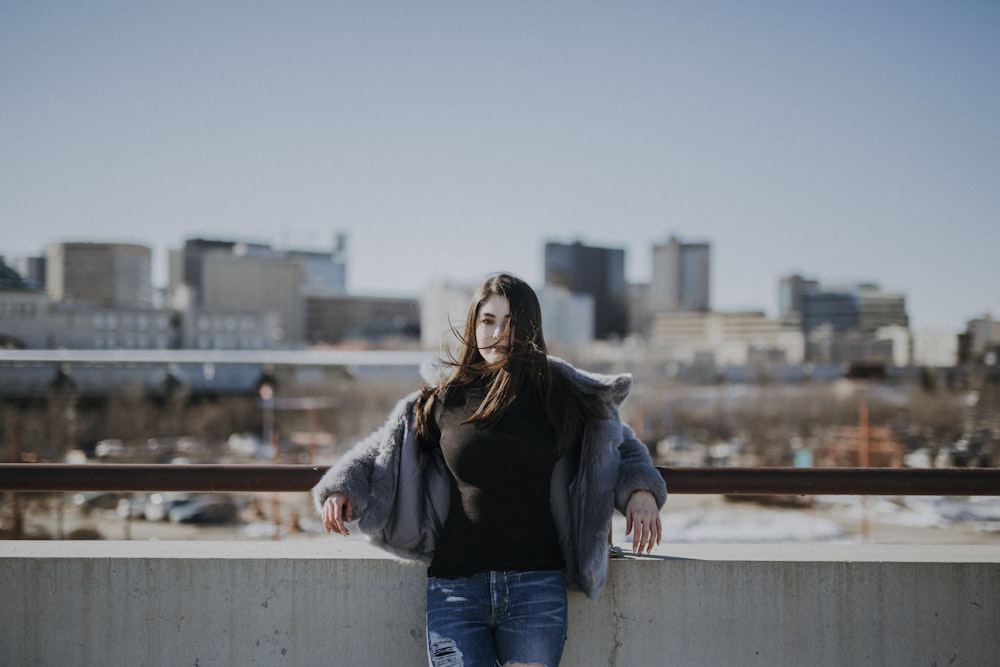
<box><xmin>475</xmin><ymin>294</ymin><xmax>511</xmax><ymax>365</ymax></box>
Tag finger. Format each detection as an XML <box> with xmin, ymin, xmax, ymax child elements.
<box><xmin>324</xmin><ymin>497</ymin><xmax>349</xmax><ymax>535</ymax></box>
<box><xmin>633</xmin><ymin>513</ymin><xmax>657</xmax><ymax>553</ymax></box>
<box><xmin>339</xmin><ymin>499</ymin><xmax>351</xmax><ymax>536</ymax></box>
<box><xmin>333</xmin><ymin>500</ymin><xmax>347</xmax><ymax>536</ymax></box>
<box><xmin>323</xmin><ymin>499</ymin><xmax>337</xmax><ymax>533</ymax></box>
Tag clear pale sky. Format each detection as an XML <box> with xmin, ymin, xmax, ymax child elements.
<box><xmin>2</xmin><ymin>1</ymin><xmax>998</xmax><ymax>332</ymax></box>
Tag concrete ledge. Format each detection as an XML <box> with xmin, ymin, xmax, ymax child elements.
<box><xmin>2</xmin><ymin>541</ymin><xmax>998</xmax><ymax>666</ymax></box>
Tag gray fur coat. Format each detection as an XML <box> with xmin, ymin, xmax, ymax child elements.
<box><xmin>312</xmin><ymin>356</ymin><xmax>667</xmax><ymax>599</ymax></box>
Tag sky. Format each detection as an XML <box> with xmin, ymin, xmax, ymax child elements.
<box><xmin>2</xmin><ymin>1</ymin><xmax>998</xmax><ymax>332</ymax></box>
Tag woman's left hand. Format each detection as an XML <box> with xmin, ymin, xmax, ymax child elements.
<box><xmin>625</xmin><ymin>491</ymin><xmax>662</xmax><ymax>554</ymax></box>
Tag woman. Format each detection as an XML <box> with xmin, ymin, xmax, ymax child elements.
<box><xmin>313</xmin><ymin>273</ymin><xmax>666</xmax><ymax>667</ymax></box>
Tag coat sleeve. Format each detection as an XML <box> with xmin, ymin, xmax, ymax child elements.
<box><xmin>613</xmin><ymin>423</ymin><xmax>667</xmax><ymax>514</ymax></box>
<box><xmin>311</xmin><ymin>395</ymin><xmax>412</xmax><ymax>519</ymax></box>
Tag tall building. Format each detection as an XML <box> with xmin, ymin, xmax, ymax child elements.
<box><xmin>544</xmin><ymin>240</ymin><xmax>627</xmax><ymax>340</ymax></box>
<box><xmin>800</xmin><ymin>283</ymin><xmax>908</xmax><ymax>334</ymax></box>
<box><xmin>289</xmin><ymin>233</ymin><xmax>348</xmax><ymax>296</ymax></box>
<box><xmin>420</xmin><ymin>280</ymin><xmax>474</xmax><ymax>353</ymax></box>
<box><xmin>800</xmin><ymin>291</ymin><xmax>860</xmax><ymax>332</ymax></box>
<box><xmin>46</xmin><ymin>242</ymin><xmax>153</xmax><ymax>308</ymax></box>
<box><xmin>778</xmin><ymin>274</ymin><xmax>819</xmax><ymax>318</ymax></box>
<box><xmin>537</xmin><ymin>285</ymin><xmax>595</xmax><ymax>349</ymax></box>
<box><xmin>796</xmin><ymin>282</ymin><xmax>910</xmax><ymax>365</ymax></box>
<box><xmin>857</xmin><ymin>286</ymin><xmax>909</xmax><ymax>331</ymax></box>
<box><xmin>650</xmin><ymin>236</ymin><xmax>710</xmax><ymax>314</ymax></box>
<box><xmin>5</xmin><ymin>255</ymin><xmax>46</xmax><ymax>290</ymax></box>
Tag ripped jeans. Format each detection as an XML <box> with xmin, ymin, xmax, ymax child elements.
<box><xmin>426</xmin><ymin>570</ymin><xmax>568</xmax><ymax>667</ymax></box>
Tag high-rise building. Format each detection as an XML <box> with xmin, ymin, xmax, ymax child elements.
<box><xmin>537</xmin><ymin>285</ymin><xmax>595</xmax><ymax>349</ymax></box>
<box><xmin>857</xmin><ymin>286</ymin><xmax>909</xmax><ymax>331</ymax></box>
<box><xmin>544</xmin><ymin>240</ymin><xmax>627</xmax><ymax>340</ymax></box>
<box><xmin>289</xmin><ymin>233</ymin><xmax>348</xmax><ymax>296</ymax></box>
<box><xmin>650</xmin><ymin>236</ymin><xmax>710</xmax><ymax>314</ymax></box>
<box><xmin>46</xmin><ymin>242</ymin><xmax>153</xmax><ymax>308</ymax></box>
<box><xmin>778</xmin><ymin>274</ymin><xmax>819</xmax><ymax>318</ymax></box>
<box><xmin>800</xmin><ymin>283</ymin><xmax>908</xmax><ymax>334</ymax></box>
<box><xmin>5</xmin><ymin>255</ymin><xmax>46</xmax><ymax>290</ymax></box>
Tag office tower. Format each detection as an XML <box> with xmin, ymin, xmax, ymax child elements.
<box><xmin>287</xmin><ymin>235</ymin><xmax>348</xmax><ymax>296</ymax></box>
<box><xmin>650</xmin><ymin>236</ymin><xmax>710</xmax><ymax>314</ymax></box>
<box><xmin>5</xmin><ymin>255</ymin><xmax>46</xmax><ymax>289</ymax></box>
<box><xmin>544</xmin><ymin>240</ymin><xmax>627</xmax><ymax>340</ymax></box>
<box><xmin>800</xmin><ymin>283</ymin><xmax>908</xmax><ymax>333</ymax></box>
<box><xmin>778</xmin><ymin>274</ymin><xmax>820</xmax><ymax>318</ymax></box>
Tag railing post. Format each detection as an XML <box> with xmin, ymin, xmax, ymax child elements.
<box><xmin>9</xmin><ymin>414</ymin><xmax>22</xmax><ymax>540</ymax></box>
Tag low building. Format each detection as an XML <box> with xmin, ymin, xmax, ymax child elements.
<box><xmin>650</xmin><ymin>311</ymin><xmax>804</xmax><ymax>366</ymax></box>
<box><xmin>911</xmin><ymin>330</ymin><xmax>959</xmax><ymax>368</ymax></box>
<box><xmin>306</xmin><ymin>294</ymin><xmax>419</xmax><ymax>346</ymax></box>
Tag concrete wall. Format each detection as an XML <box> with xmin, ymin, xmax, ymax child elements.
<box><xmin>2</xmin><ymin>541</ymin><xmax>998</xmax><ymax>666</ymax></box>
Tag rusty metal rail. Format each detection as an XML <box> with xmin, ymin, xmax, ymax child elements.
<box><xmin>1</xmin><ymin>463</ymin><xmax>998</xmax><ymax>496</ymax></box>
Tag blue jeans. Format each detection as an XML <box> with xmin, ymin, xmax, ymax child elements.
<box><xmin>426</xmin><ymin>570</ymin><xmax>568</xmax><ymax>667</ymax></box>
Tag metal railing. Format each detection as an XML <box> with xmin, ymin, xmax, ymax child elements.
<box><xmin>1</xmin><ymin>463</ymin><xmax>998</xmax><ymax>496</ymax></box>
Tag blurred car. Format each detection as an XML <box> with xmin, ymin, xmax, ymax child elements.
<box><xmin>72</xmin><ymin>491</ymin><xmax>125</xmax><ymax>513</ymax></box>
<box><xmin>94</xmin><ymin>439</ymin><xmax>127</xmax><ymax>459</ymax></box>
<box><xmin>116</xmin><ymin>494</ymin><xmax>147</xmax><ymax>519</ymax></box>
<box><xmin>167</xmin><ymin>494</ymin><xmax>239</xmax><ymax>525</ymax></box>
<box><xmin>143</xmin><ymin>492</ymin><xmax>194</xmax><ymax>522</ymax></box>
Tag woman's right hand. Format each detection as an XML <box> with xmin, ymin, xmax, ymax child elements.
<box><xmin>322</xmin><ymin>493</ymin><xmax>353</xmax><ymax>536</ymax></box>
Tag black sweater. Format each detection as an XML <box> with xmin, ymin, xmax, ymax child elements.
<box><xmin>424</xmin><ymin>381</ymin><xmax>565</xmax><ymax>578</ymax></box>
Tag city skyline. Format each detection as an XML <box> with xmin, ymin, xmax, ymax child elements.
<box><xmin>3</xmin><ymin>2</ymin><xmax>998</xmax><ymax>332</ymax></box>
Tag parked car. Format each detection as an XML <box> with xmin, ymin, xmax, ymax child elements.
<box><xmin>167</xmin><ymin>494</ymin><xmax>239</xmax><ymax>525</ymax></box>
<box><xmin>72</xmin><ymin>491</ymin><xmax>125</xmax><ymax>513</ymax></box>
<box><xmin>94</xmin><ymin>439</ymin><xmax>127</xmax><ymax>459</ymax></box>
<box><xmin>143</xmin><ymin>492</ymin><xmax>194</xmax><ymax>522</ymax></box>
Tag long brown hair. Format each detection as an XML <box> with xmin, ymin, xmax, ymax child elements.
<box><xmin>415</xmin><ymin>273</ymin><xmax>602</xmax><ymax>455</ymax></box>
